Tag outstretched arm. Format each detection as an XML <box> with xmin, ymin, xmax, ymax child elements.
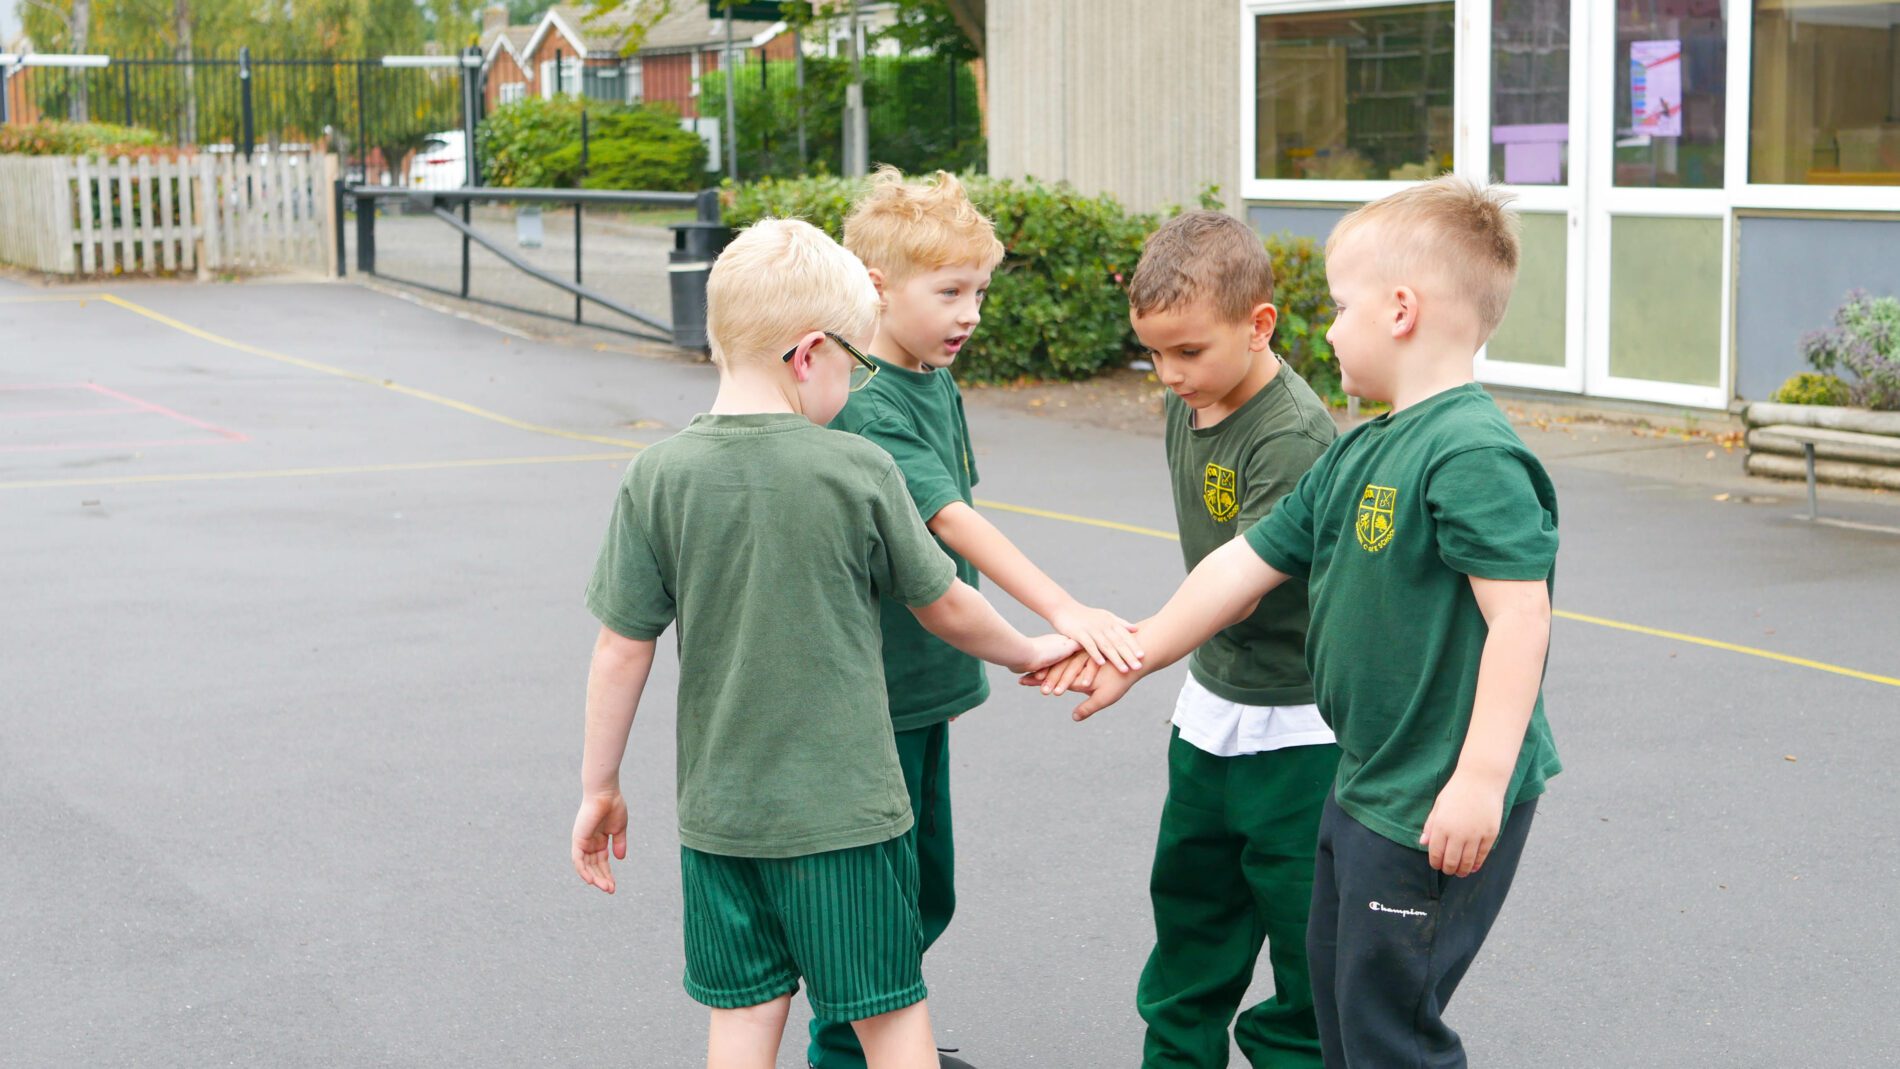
<box><xmin>910</xmin><ymin>578</ymin><xmax>1080</xmax><ymax>675</ymax></box>
<box><xmin>930</xmin><ymin>501</ymin><xmax>1143</xmax><ymax>671</ymax></box>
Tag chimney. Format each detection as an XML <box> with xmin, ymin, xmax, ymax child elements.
<box><xmin>483</xmin><ymin>4</ymin><xmax>509</xmax><ymax>35</ymax></box>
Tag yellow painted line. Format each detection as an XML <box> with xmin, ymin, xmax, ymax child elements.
<box><xmin>1550</xmin><ymin>610</ymin><xmax>1900</xmax><ymax>688</ymax></box>
<box><xmin>0</xmin><ymin>451</ymin><xmax>637</xmax><ymax>491</ymax></box>
<box><xmin>979</xmin><ymin>495</ymin><xmax>1900</xmax><ymax>689</ymax></box>
<box><xmin>975</xmin><ymin>499</ymin><xmax>1182</xmax><ymax>541</ymax></box>
<box><xmin>95</xmin><ymin>294</ymin><xmax>649</xmax><ymax>449</ymax></box>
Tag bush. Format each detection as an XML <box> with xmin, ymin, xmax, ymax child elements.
<box><xmin>478</xmin><ymin>98</ymin><xmax>705</xmax><ymax>191</ymax></box>
<box><xmin>0</xmin><ymin>120</ymin><xmax>165</xmax><ymax>157</ymax></box>
<box><xmin>725</xmin><ymin>173</ymin><xmax>1341</xmax><ymax>392</ymax></box>
<box><xmin>1799</xmin><ymin>289</ymin><xmax>1900</xmax><ymax>411</ymax></box>
<box><xmin>1772</xmin><ymin>372</ymin><xmax>1853</xmax><ymax>407</ymax></box>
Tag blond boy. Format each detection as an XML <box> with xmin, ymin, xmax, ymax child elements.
<box><xmin>570</xmin><ymin>218</ymin><xmax>1076</xmax><ymax>1069</ymax></box>
<box><xmin>812</xmin><ymin>168</ymin><xmax>1142</xmax><ymax>1069</ymax></box>
<box><xmin>1040</xmin><ymin>177</ymin><xmax>1562</xmax><ymax>1068</ymax></box>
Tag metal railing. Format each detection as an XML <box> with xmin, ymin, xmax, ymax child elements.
<box><xmin>345</xmin><ymin>184</ymin><xmax>728</xmax><ymax>348</ymax></box>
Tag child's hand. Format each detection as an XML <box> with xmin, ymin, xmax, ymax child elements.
<box><xmin>1049</xmin><ymin>604</ymin><xmax>1143</xmax><ymax>672</ymax></box>
<box><xmin>1009</xmin><ymin>633</ymin><xmax>1081</xmax><ymax>675</ymax></box>
<box><xmin>571</xmin><ymin>790</ymin><xmax>629</xmax><ymax>894</ymax></box>
<box><xmin>1068</xmin><ymin>660</ymin><xmax>1138</xmax><ymax>722</ymax></box>
<box><xmin>1019</xmin><ymin>649</ymin><xmax>1097</xmax><ymax>696</ymax></box>
<box><xmin>1419</xmin><ymin>773</ymin><xmax>1507</xmax><ymax>878</ymax></box>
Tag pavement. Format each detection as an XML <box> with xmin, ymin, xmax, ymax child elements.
<box><xmin>2</xmin><ymin>280</ymin><xmax>1897</xmax><ymax>1067</ymax></box>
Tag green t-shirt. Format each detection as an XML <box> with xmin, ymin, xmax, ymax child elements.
<box><xmin>829</xmin><ymin>355</ymin><xmax>989</xmax><ymax>732</ymax></box>
<box><xmin>585</xmin><ymin>413</ymin><xmax>957</xmax><ymax>859</ymax></box>
<box><xmin>1164</xmin><ymin>359</ymin><xmax>1335</xmax><ymax>706</ymax></box>
<box><xmin>1243</xmin><ymin>383</ymin><xmax>1563</xmax><ymax>850</ymax></box>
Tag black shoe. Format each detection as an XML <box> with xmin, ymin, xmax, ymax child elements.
<box><xmin>938</xmin><ymin>1050</ymin><xmax>976</xmax><ymax>1069</ymax></box>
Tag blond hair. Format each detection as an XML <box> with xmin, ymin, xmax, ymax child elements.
<box><xmin>1128</xmin><ymin>210</ymin><xmax>1275</xmax><ymax>324</ymax></box>
<box><xmin>842</xmin><ymin>166</ymin><xmax>1005</xmax><ymax>281</ymax></box>
<box><xmin>705</xmin><ymin>218</ymin><xmax>880</xmax><ymax>368</ymax></box>
<box><xmin>1327</xmin><ymin>175</ymin><xmax>1521</xmax><ymax>339</ymax></box>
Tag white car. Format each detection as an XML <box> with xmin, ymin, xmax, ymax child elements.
<box><xmin>408</xmin><ymin>131</ymin><xmax>470</xmax><ymax>190</ymax></box>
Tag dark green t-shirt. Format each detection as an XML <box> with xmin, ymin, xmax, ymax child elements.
<box><xmin>1243</xmin><ymin>383</ymin><xmax>1563</xmax><ymax>849</ymax></box>
<box><xmin>829</xmin><ymin>355</ymin><xmax>989</xmax><ymax>732</ymax></box>
<box><xmin>585</xmin><ymin>413</ymin><xmax>957</xmax><ymax>858</ymax></box>
<box><xmin>1165</xmin><ymin>359</ymin><xmax>1335</xmax><ymax>706</ymax></box>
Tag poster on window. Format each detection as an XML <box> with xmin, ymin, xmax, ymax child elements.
<box><xmin>1630</xmin><ymin>40</ymin><xmax>1682</xmax><ymax>137</ymax></box>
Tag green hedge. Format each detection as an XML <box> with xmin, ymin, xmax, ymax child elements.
<box><xmin>724</xmin><ymin>174</ymin><xmax>1340</xmax><ymax>395</ymax></box>
<box><xmin>0</xmin><ymin>120</ymin><xmax>166</xmax><ymax>157</ymax></box>
<box><xmin>477</xmin><ymin>98</ymin><xmax>707</xmax><ymax>191</ymax></box>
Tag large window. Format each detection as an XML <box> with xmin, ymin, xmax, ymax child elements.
<box><xmin>1751</xmin><ymin>0</ymin><xmax>1900</xmax><ymax>186</ymax></box>
<box><xmin>1254</xmin><ymin>3</ymin><xmax>1457</xmax><ymax>181</ymax></box>
<box><xmin>1613</xmin><ymin>0</ymin><xmax>1728</xmax><ymax>188</ymax></box>
<box><xmin>1491</xmin><ymin>0</ymin><xmax>1571</xmax><ymax>185</ymax></box>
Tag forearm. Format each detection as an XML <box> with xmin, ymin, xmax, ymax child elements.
<box><xmin>580</xmin><ymin>627</ymin><xmax>657</xmax><ymax>796</ymax></box>
<box><xmin>909</xmin><ymin>579</ymin><xmax>1036</xmax><ymax>668</ymax></box>
<box><xmin>1455</xmin><ymin>609</ymin><xmax>1550</xmax><ymax>786</ymax></box>
<box><xmin>930</xmin><ymin>502</ymin><xmax>1078</xmax><ymax>621</ymax></box>
<box><xmin>1132</xmin><ymin>539</ymin><xmax>1291</xmax><ymax>675</ymax></box>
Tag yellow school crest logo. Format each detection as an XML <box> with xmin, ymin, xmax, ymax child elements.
<box><xmin>1356</xmin><ymin>484</ymin><xmax>1398</xmax><ymax>552</ymax></box>
<box><xmin>1203</xmin><ymin>463</ymin><xmax>1239</xmax><ymax>524</ymax></box>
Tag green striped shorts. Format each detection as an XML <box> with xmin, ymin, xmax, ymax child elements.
<box><xmin>679</xmin><ymin>836</ymin><xmax>927</xmax><ymax>1021</ymax></box>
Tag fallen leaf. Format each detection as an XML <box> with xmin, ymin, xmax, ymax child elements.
<box><xmin>1705</xmin><ymin>450</ymin><xmax>1716</xmax><ymax>459</ymax></box>
<box><xmin>1714</xmin><ymin>493</ymin><xmax>1731</xmax><ymax>502</ymax></box>
<box><xmin>1784</xmin><ymin>755</ymin><xmax>1797</xmax><ymax>762</ymax></box>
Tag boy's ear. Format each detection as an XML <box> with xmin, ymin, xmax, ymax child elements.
<box><xmin>1250</xmin><ymin>302</ymin><xmax>1279</xmax><ymax>352</ymax></box>
<box><xmin>865</xmin><ymin>267</ymin><xmax>888</xmax><ymax>299</ymax></box>
<box><xmin>1391</xmin><ymin>286</ymin><xmax>1419</xmax><ymax>339</ymax></box>
<box><xmin>785</xmin><ymin>331</ymin><xmax>826</xmax><ymax>382</ymax></box>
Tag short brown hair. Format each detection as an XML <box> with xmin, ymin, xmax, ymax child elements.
<box><xmin>1326</xmin><ymin>175</ymin><xmax>1521</xmax><ymax>339</ymax></box>
<box><xmin>1127</xmin><ymin>211</ymin><xmax>1276</xmax><ymax>324</ymax></box>
<box><xmin>843</xmin><ymin>166</ymin><xmax>1005</xmax><ymax>281</ymax></box>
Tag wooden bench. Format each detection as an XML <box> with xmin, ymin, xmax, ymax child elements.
<box><xmin>1749</xmin><ymin>424</ymin><xmax>1900</xmax><ymax>520</ymax></box>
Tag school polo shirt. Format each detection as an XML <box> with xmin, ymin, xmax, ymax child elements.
<box><xmin>1243</xmin><ymin>383</ymin><xmax>1564</xmax><ymax>849</ymax></box>
<box><xmin>586</xmin><ymin>413</ymin><xmax>957</xmax><ymax>858</ymax></box>
<box><xmin>829</xmin><ymin>355</ymin><xmax>989</xmax><ymax>732</ymax></box>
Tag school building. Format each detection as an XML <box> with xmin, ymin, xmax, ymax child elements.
<box><xmin>987</xmin><ymin>0</ymin><xmax>1900</xmax><ymax>410</ymax></box>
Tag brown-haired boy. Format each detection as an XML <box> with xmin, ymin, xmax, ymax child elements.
<box><xmin>814</xmin><ymin>167</ymin><xmax>1143</xmax><ymax>1069</ymax></box>
<box><xmin>1039</xmin><ymin>210</ymin><xmax>1338</xmax><ymax>1067</ymax></box>
<box><xmin>1037</xmin><ymin>177</ymin><xmax>1562</xmax><ymax>1067</ymax></box>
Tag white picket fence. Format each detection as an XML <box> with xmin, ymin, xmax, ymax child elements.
<box><xmin>0</xmin><ymin>152</ymin><xmax>338</xmax><ymax>277</ymax></box>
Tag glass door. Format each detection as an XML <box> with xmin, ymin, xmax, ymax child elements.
<box><xmin>1472</xmin><ymin>0</ymin><xmax>1590</xmax><ymax>394</ymax></box>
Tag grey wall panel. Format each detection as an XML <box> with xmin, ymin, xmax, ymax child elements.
<box><xmin>1735</xmin><ymin>216</ymin><xmax>1900</xmax><ymax>401</ymax></box>
<box><xmin>1246</xmin><ymin>205</ymin><xmax>1350</xmax><ymax>241</ymax></box>
<box><xmin>989</xmin><ymin>0</ymin><xmax>1241</xmax><ymax>214</ymax></box>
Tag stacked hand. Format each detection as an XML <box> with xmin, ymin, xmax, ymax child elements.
<box><xmin>1049</xmin><ymin>604</ymin><xmax>1143</xmax><ymax>673</ymax></box>
<box><xmin>1020</xmin><ymin>648</ymin><xmax>1140</xmax><ymax>721</ymax></box>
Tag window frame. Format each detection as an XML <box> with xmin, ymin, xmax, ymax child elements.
<box><xmin>1240</xmin><ymin>0</ymin><xmax>1469</xmax><ymax>202</ymax></box>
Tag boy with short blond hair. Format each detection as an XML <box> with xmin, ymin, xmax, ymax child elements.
<box><xmin>1042</xmin><ymin>209</ymin><xmax>1338</xmax><ymax>1067</ymax></box>
<box><xmin>1040</xmin><ymin>177</ymin><xmax>1562</xmax><ymax>1068</ymax></box>
<box><xmin>811</xmin><ymin>167</ymin><xmax>1142</xmax><ymax>1069</ymax></box>
<box><xmin>570</xmin><ymin>218</ymin><xmax>1076</xmax><ymax>1069</ymax></box>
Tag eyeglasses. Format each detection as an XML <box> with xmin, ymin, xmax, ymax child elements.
<box><xmin>782</xmin><ymin>331</ymin><xmax>881</xmax><ymax>393</ymax></box>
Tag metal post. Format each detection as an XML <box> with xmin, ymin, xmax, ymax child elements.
<box><xmin>334</xmin><ymin>178</ymin><xmax>348</xmax><ymax>278</ymax></box>
<box><xmin>722</xmin><ymin>8</ymin><xmax>738</xmax><ymax>183</ymax></box>
<box><xmin>355</xmin><ymin>192</ymin><xmax>376</xmax><ymax>274</ymax></box>
<box><xmin>556</xmin><ymin>47</ymin><xmax>564</xmax><ymax>96</ymax></box>
<box><xmin>1805</xmin><ymin>442</ymin><xmax>1819</xmax><ymax>521</ymax></box>
<box><xmin>460</xmin><ymin>47</ymin><xmax>480</xmax><ymax>187</ymax></box>
<box><xmin>947</xmin><ymin>53</ymin><xmax>957</xmax><ymax>145</ymax></box>
<box><xmin>354</xmin><ymin>61</ymin><xmax>367</xmax><ymax>182</ymax></box>
<box><xmin>575</xmin><ymin>109</ymin><xmax>587</xmax><ymax>324</ymax></box>
<box><xmin>793</xmin><ymin>30</ymin><xmax>806</xmax><ymax>164</ymax></box>
<box><xmin>0</xmin><ymin>64</ymin><xmax>11</xmax><ymax>125</ymax></box>
<box><xmin>845</xmin><ymin>0</ymin><xmax>867</xmax><ymax>177</ymax></box>
<box><xmin>121</xmin><ymin>60</ymin><xmax>132</xmax><ymax>127</ymax></box>
<box><xmin>238</xmin><ymin>47</ymin><xmax>255</xmax><ymax>159</ymax></box>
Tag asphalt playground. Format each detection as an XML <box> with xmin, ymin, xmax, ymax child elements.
<box><xmin>3</xmin><ymin>277</ymin><xmax>1897</xmax><ymax>1067</ymax></box>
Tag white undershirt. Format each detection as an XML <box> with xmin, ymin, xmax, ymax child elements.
<box><xmin>1171</xmin><ymin>674</ymin><xmax>1336</xmax><ymax>757</ymax></box>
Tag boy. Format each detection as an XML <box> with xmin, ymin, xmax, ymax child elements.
<box><xmin>814</xmin><ymin>167</ymin><xmax>1142</xmax><ymax>1069</ymax></box>
<box><xmin>1038</xmin><ymin>177</ymin><xmax>1562</xmax><ymax>1068</ymax></box>
<box><xmin>1040</xmin><ymin>210</ymin><xmax>1339</xmax><ymax>1068</ymax></box>
<box><xmin>571</xmin><ymin>218</ymin><xmax>1076</xmax><ymax>1069</ymax></box>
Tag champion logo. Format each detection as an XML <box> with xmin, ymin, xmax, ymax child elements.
<box><xmin>1368</xmin><ymin>901</ymin><xmax>1428</xmax><ymax>918</ymax></box>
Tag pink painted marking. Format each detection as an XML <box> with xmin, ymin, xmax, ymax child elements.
<box><xmin>82</xmin><ymin>383</ymin><xmax>248</xmax><ymax>441</ymax></box>
<box><xmin>0</xmin><ymin>383</ymin><xmax>248</xmax><ymax>451</ymax></box>
<box><xmin>0</xmin><ymin>406</ymin><xmax>146</xmax><ymax>420</ymax></box>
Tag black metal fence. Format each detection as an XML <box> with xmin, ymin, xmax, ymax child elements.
<box><xmin>2</xmin><ymin>51</ymin><xmax>476</xmax><ymax>183</ymax></box>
